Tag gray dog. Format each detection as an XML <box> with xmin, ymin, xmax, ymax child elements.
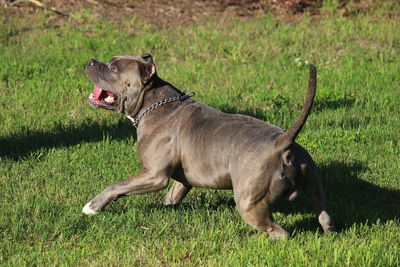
<box><xmin>82</xmin><ymin>54</ymin><xmax>334</xmax><ymax>239</ymax></box>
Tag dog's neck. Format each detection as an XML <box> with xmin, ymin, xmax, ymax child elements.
<box><xmin>126</xmin><ymin>76</ymin><xmax>183</xmax><ymax>124</ymax></box>
<box><xmin>143</xmin><ymin>78</ymin><xmax>182</xmax><ymax>106</ymax></box>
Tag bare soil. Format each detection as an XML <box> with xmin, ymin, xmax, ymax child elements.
<box><xmin>1</xmin><ymin>0</ymin><xmax>378</xmax><ymax>28</ymax></box>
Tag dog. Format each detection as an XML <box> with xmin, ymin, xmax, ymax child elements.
<box><xmin>82</xmin><ymin>54</ymin><xmax>335</xmax><ymax>239</ymax></box>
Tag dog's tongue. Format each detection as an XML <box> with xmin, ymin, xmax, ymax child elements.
<box><xmin>93</xmin><ymin>86</ymin><xmax>103</xmax><ymax>99</ymax></box>
<box><xmin>92</xmin><ymin>86</ymin><xmax>115</xmax><ymax>100</ymax></box>
<box><xmin>288</xmin><ymin>190</ymin><xmax>298</xmax><ymax>201</ymax></box>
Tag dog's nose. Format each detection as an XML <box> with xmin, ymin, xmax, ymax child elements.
<box><xmin>87</xmin><ymin>59</ymin><xmax>97</xmax><ymax>67</ymax></box>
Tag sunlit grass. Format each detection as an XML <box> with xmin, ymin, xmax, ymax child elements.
<box><xmin>1</xmin><ymin>4</ymin><xmax>399</xmax><ymax>266</ymax></box>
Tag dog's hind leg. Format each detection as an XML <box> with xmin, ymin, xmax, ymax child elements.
<box><xmin>303</xmin><ymin>163</ymin><xmax>335</xmax><ymax>232</ymax></box>
<box><xmin>235</xmin><ymin>197</ymin><xmax>290</xmax><ymax>240</ymax></box>
<box><xmin>164</xmin><ymin>181</ymin><xmax>192</xmax><ymax>206</ymax></box>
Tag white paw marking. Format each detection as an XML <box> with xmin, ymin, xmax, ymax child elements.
<box><xmin>82</xmin><ymin>201</ymin><xmax>97</xmax><ymax>215</ymax></box>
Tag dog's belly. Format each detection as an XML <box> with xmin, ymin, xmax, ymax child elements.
<box><xmin>183</xmin><ymin>167</ymin><xmax>233</xmax><ymax>189</ymax></box>
<box><xmin>171</xmin><ymin>165</ymin><xmax>232</xmax><ymax>189</ymax></box>
<box><xmin>175</xmin><ymin>147</ymin><xmax>233</xmax><ymax>189</ymax></box>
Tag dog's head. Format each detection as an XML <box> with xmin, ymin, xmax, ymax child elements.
<box><xmin>85</xmin><ymin>54</ymin><xmax>156</xmax><ymax>113</ymax></box>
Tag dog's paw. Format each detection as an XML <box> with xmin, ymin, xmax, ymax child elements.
<box><xmin>267</xmin><ymin>223</ymin><xmax>291</xmax><ymax>240</ymax></box>
<box><xmin>319</xmin><ymin>211</ymin><xmax>335</xmax><ymax>232</ymax></box>
<box><xmin>82</xmin><ymin>201</ymin><xmax>97</xmax><ymax>215</ymax></box>
<box><xmin>269</xmin><ymin>229</ymin><xmax>291</xmax><ymax>240</ymax></box>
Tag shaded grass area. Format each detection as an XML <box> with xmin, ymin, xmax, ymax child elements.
<box><xmin>1</xmin><ymin>4</ymin><xmax>400</xmax><ymax>266</ymax></box>
<box><xmin>0</xmin><ymin>119</ymin><xmax>135</xmax><ymax>160</ymax></box>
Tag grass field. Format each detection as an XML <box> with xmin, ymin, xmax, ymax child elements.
<box><xmin>1</xmin><ymin>2</ymin><xmax>400</xmax><ymax>266</ymax></box>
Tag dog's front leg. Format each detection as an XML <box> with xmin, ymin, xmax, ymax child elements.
<box><xmin>82</xmin><ymin>170</ymin><xmax>169</xmax><ymax>215</ymax></box>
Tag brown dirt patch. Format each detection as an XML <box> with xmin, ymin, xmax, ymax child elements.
<box><xmin>1</xmin><ymin>0</ymin><xmax>380</xmax><ymax>28</ymax></box>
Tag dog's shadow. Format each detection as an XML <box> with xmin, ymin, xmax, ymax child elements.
<box><xmin>278</xmin><ymin>161</ymin><xmax>400</xmax><ymax>233</ymax></box>
<box><xmin>155</xmin><ymin>161</ymin><xmax>399</xmax><ymax>234</ymax></box>
<box><xmin>0</xmin><ymin>119</ymin><xmax>136</xmax><ymax>160</ymax></box>
<box><xmin>218</xmin><ymin>95</ymin><xmax>355</xmax><ymax>119</ymax></box>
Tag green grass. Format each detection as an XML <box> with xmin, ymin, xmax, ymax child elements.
<box><xmin>1</xmin><ymin>4</ymin><xmax>400</xmax><ymax>266</ymax></box>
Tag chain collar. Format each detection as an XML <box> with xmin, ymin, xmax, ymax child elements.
<box><xmin>128</xmin><ymin>92</ymin><xmax>195</xmax><ymax>128</ymax></box>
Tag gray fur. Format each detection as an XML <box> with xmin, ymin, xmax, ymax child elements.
<box><xmin>82</xmin><ymin>55</ymin><xmax>335</xmax><ymax>239</ymax></box>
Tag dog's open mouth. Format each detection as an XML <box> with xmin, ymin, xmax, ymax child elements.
<box><xmin>88</xmin><ymin>86</ymin><xmax>118</xmax><ymax>109</ymax></box>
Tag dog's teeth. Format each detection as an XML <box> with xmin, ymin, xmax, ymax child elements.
<box><xmin>105</xmin><ymin>96</ymin><xmax>114</xmax><ymax>103</ymax></box>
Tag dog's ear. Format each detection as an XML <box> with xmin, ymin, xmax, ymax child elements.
<box><xmin>141</xmin><ymin>54</ymin><xmax>153</xmax><ymax>64</ymax></box>
<box><xmin>138</xmin><ymin>60</ymin><xmax>156</xmax><ymax>84</ymax></box>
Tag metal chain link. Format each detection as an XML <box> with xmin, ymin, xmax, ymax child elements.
<box><xmin>132</xmin><ymin>92</ymin><xmax>195</xmax><ymax>128</ymax></box>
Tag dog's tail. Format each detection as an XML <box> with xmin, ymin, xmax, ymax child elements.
<box><xmin>274</xmin><ymin>65</ymin><xmax>317</xmax><ymax>151</ymax></box>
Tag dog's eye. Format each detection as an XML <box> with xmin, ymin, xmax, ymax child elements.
<box><xmin>110</xmin><ymin>65</ymin><xmax>118</xmax><ymax>72</ymax></box>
